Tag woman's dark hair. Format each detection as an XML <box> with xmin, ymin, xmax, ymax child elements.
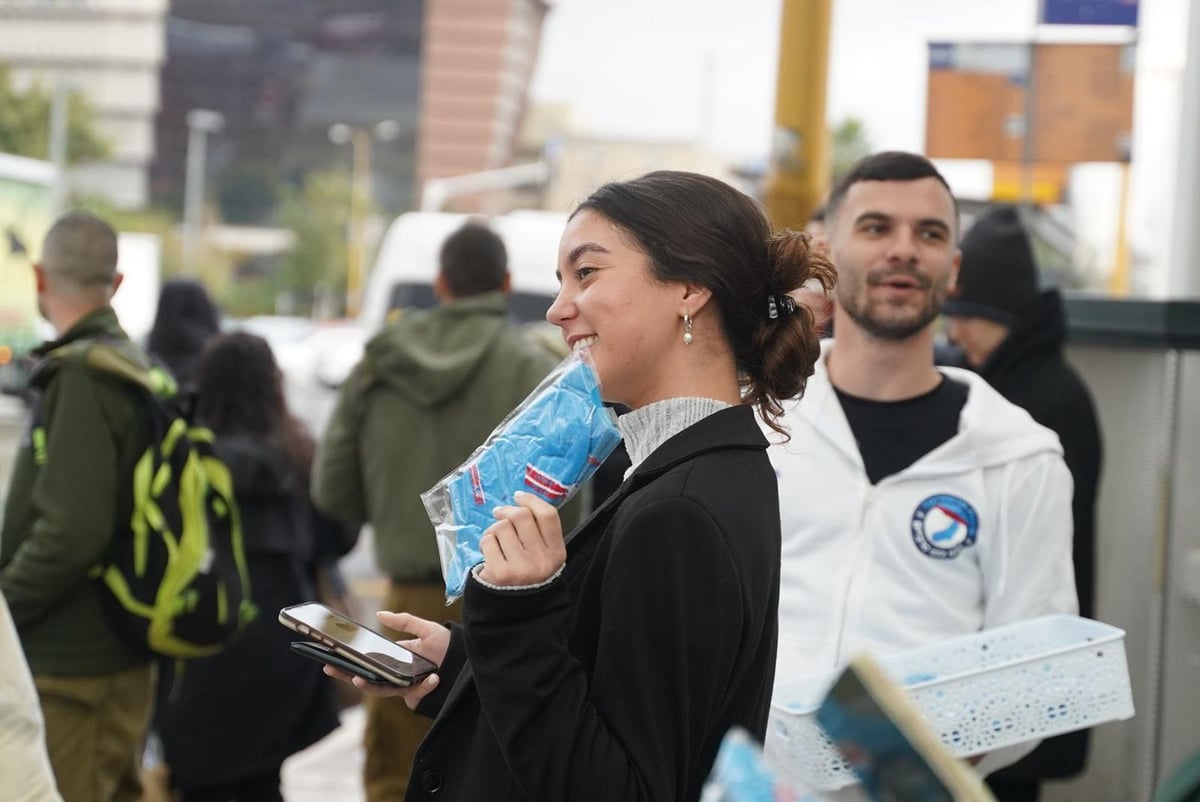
<box><xmin>194</xmin><ymin>332</ymin><xmax>314</xmax><ymax>470</ymax></box>
<box><xmin>147</xmin><ymin>278</ymin><xmax>222</xmax><ymax>387</ymax></box>
<box><xmin>572</xmin><ymin>171</ymin><xmax>836</xmax><ymax>434</ymax></box>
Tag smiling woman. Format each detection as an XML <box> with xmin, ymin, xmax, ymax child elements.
<box><xmin>552</xmin><ymin>171</ymin><xmax>836</xmax><ymax>432</ymax></box>
<box><xmin>327</xmin><ymin>170</ymin><xmax>836</xmax><ymax>802</ymax></box>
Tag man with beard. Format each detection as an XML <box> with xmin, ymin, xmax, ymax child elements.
<box><xmin>768</xmin><ymin>152</ymin><xmax>1078</xmax><ymax>780</ymax></box>
<box><xmin>945</xmin><ymin>205</ymin><xmax>1102</xmax><ymax>802</ymax></box>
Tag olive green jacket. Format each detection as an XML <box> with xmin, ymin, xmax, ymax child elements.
<box><xmin>312</xmin><ymin>292</ymin><xmax>579</xmax><ymax>581</ymax></box>
<box><xmin>0</xmin><ymin>307</ymin><xmax>152</xmax><ymax>675</ymax></box>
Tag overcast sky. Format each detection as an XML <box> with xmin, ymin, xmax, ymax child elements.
<box><xmin>529</xmin><ymin>0</ymin><xmax>1049</xmax><ymax>162</ymax></box>
<box><xmin>529</xmin><ymin>0</ymin><xmax>1199</xmax><ymax>296</ymax></box>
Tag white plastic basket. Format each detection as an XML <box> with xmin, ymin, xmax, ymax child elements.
<box><xmin>764</xmin><ymin>615</ymin><xmax>1135</xmax><ymax>791</ymax></box>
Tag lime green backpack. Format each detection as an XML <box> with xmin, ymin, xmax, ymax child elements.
<box><xmin>31</xmin><ymin>340</ymin><xmax>256</xmax><ymax>658</ymax></box>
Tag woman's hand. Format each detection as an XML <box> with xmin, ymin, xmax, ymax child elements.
<box><xmin>477</xmin><ymin>491</ymin><xmax>566</xmax><ymax>587</ymax></box>
<box><xmin>322</xmin><ymin>611</ymin><xmax>449</xmax><ymax>710</ymax></box>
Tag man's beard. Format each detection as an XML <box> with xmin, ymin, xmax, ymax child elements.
<box><xmin>839</xmin><ymin>267</ymin><xmax>949</xmax><ymax>341</ymax></box>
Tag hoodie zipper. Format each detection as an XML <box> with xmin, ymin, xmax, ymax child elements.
<box><xmin>833</xmin><ymin>482</ymin><xmax>876</xmax><ymax>666</ymax></box>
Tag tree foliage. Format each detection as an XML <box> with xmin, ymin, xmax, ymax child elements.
<box><xmin>831</xmin><ymin>117</ymin><xmax>872</xmax><ymax>182</ymax></box>
<box><xmin>273</xmin><ymin>169</ymin><xmax>354</xmax><ymax>317</ymax></box>
<box><xmin>0</xmin><ymin>65</ymin><xmax>111</xmax><ymax>164</ymax></box>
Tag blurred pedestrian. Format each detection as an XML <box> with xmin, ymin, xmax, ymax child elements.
<box><xmin>945</xmin><ymin>204</ymin><xmax>1103</xmax><ymax>802</ymax></box>
<box><xmin>146</xmin><ymin>278</ymin><xmax>221</xmax><ymax>391</ymax></box>
<box><xmin>0</xmin><ymin>211</ymin><xmax>156</xmax><ymax>802</ymax></box>
<box><xmin>151</xmin><ymin>332</ymin><xmax>355</xmax><ymax>802</ymax></box>
<box><xmin>797</xmin><ymin>204</ymin><xmax>833</xmax><ymax>337</ymax></box>
<box><xmin>0</xmin><ymin>590</ymin><xmax>63</xmax><ymax>802</ymax></box>
<box><xmin>770</xmin><ymin>153</ymin><xmax>1079</xmax><ymax>783</ymax></box>
<box><xmin>312</xmin><ymin>221</ymin><xmax>573</xmax><ymax>801</ymax></box>
<box><xmin>326</xmin><ymin>170</ymin><xmax>834</xmax><ymax>801</ymax></box>
<box><xmin>804</xmin><ymin>203</ymin><xmax>828</xmax><ymax>242</ymax></box>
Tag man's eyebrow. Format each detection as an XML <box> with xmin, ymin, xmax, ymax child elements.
<box><xmin>853</xmin><ymin>211</ymin><xmax>892</xmax><ymax>227</ymax></box>
<box><xmin>918</xmin><ymin>218</ymin><xmax>952</xmax><ymax>234</ymax></box>
<box><xmin>853</xmin><ymin>212</ymin><xmax>952</xmax><ymax>235</ymax></box>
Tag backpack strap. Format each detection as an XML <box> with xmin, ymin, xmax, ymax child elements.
<box><xmin>34</xmin><ymin>339</ymin><xmax>177</xmax><ymax>400</ymax></box>
<box><xmin>28</xmin><ymin>340</ymin><xmax>181</xmax><ymax>464</ymax></box>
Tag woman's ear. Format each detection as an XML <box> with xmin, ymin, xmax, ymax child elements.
<box><xmin>680</xmin><ymin>284</ymin><xmax>713</xmax><ymax>318</ymax></box>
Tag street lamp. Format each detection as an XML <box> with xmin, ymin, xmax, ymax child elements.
<box><xmin>182</xmin><ymin>109</ymin><xmax>225</xmax><ymax>275</ymax></box>
<box><xmin>328</xmin><ymin>120</ymin><xmax>399</xmax><ymax>317</ymax></box>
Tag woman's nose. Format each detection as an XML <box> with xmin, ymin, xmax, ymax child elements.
<box><xmin>546</xmin><ymin>287</ymin><xmax>572</xmax><ymax>326</ymax></box>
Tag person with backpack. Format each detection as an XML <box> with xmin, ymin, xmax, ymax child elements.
<box><xmin>0</xmin><ymin>211</ymin><xmax>156</xmax><ymax>802</ymax></box>
<box><xmin>151</xmin><ymin>331</ymin><xmax>356</xmax><ymax>802</ymax></box>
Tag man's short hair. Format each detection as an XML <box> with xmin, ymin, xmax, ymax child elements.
<box><xmin>439</xmin><ymin>221</ymin><xmax>508</xmax><ymax>298</ymax></box>
<box><xmin>41</xmin><ymin>211</ymin><xmax>119</xmax><ymax>287</ymax></box>
<box><xmin>826</xmin><ymin>151</ymin><xmax>959</xmax><ymax>234</ymax></box>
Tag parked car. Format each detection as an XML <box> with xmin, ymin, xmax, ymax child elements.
<box><xmin>309</xmin><ymin>321</ymin><xmax>368</xmax><ymax>388</ymax></box>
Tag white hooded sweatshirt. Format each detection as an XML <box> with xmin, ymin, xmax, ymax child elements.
<box><xmin>770</xmin><ymin>345</ymin><xmax>1079</xmax><ymax>688</ymax></box>
<box><xmin>0</xmin><ymin>593</ymin><xmax>62</xmax><ymax>802</ymax></box>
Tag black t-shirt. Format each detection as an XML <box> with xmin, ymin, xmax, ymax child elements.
<box><xmin>834</xmin><ymin>376</ymin><xmax>969</xmax><ymax>485</ymax></box>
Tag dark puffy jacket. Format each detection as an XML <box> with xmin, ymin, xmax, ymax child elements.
<box><xmin>980</xmin><ymin>290</ymin><xmax>1102</xmax><ymax>782</ymax></box>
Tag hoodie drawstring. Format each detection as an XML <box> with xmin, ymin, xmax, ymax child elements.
<box><xmin>993</xmin><ymin>462</ymin><xmax>1015</xmax><ymax>600</ymax></box>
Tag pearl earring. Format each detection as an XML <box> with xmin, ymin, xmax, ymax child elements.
<box><xmin>683</xmin><ymin>312</ymin><xmax>693</xmax><ymax>346</ymax></box>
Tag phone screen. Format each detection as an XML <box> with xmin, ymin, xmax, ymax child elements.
<box><xmin>283</xmin><ymin>603</ymin><xmax>424</xmax><ymax>677</ymax></box>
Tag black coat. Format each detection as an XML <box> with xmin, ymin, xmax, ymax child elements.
<box><xmin>153</xmin><ymin>435</ymin><xmax>353</xmax><ymax>788</ymax></box>
<box><xmin>977</xmin><ymin>290</ymin><xmax>1103</xmax><ymax>782</ymax></box>
<box><xmin>406</xmin><ymin>405</ymin><xmax>781</xmax><ymax>802</ymax></box>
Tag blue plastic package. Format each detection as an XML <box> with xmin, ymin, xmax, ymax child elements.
<box><xmin>421</xmin><ymin>348</ymin><xmax>622</xmax><ymax>603</ymax></box>
<box><xmin>702</xmin><ymin>728</ymin><xmax>816</xmax><ymax>801</ymax></box>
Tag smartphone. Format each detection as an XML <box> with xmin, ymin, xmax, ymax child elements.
<box><xmin>279</xmin><ymin>602</ymin><xmax>438</xmax><ymax>687</ymax></box>
<box><xmin>290</xmin><ymin>641</ymin><xmax>390</xmax><ymax>685</ymax></box>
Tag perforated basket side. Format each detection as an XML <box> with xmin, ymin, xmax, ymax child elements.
<box><xmin>907</xmin><ymin>635</ymin><xmax>1135</xmax><ymax>755</ymax></box>
<box><xmin>763</xmin><ymin>617</ymin><xmax>1135</xmax><ymax>790</ymax></box>
<box><xmin>764</xmin><ymin>708</ymin><xmax>857</xmax><ymax>791</ymax></box>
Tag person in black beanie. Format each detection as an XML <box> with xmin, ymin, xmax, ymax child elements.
<box><xmin>945</xmin><ymin>204</ymin><xmax>1103</xmax><ymax>802</ymax></box>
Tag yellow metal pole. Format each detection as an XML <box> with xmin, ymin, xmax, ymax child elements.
<box><xmin>1107</xmin><ymin>160</ymin><xmax>1132</xmax><ymax>296</ymax></box>
<box><xmin>763</xmin><ymin>0</ymin><xmax>833</xmax><ymax>232</ymax></box>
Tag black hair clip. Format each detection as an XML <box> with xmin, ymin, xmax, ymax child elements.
<box><xmin>767</xmin><ymin>293</ymin><xmax>798</xmax><ymax>320</ymax></box>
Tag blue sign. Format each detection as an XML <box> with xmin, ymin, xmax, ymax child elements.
<box><xmin>929</xmin><ymin>42</ymin><xmax>956</xmax><ymax>70</ymax></box>
<box><xmin>1041</xmin><ymin>0</ymin><xmax>1138</xmax><ymax>26</ymax></box>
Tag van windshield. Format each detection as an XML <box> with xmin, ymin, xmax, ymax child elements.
<box><xmin>387</xmin><ymin>283</ymin><xmax>554</xmax><ymax>325</ymax></box>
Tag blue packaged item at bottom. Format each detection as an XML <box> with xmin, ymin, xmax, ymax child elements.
<box><xmin>422</xmin><ymin>349</ymin><xmax>622</xmax><ymax>602</ymax></box>
<box><xmin>702</xmin><ymin>728</ymin><xmax>815</xmax><ymax>802</ymax></box>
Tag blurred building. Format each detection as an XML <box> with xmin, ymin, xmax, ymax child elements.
<box><xmin>0</xmin><ymin>0</ymin><xmax>169</xmax><ymax>209</ymax></box>
<box><xmin>152</xmin><ymin>0</ymin><xmax>550</xmax><ymax>221</ymax></box>
<box><xmin>416</xmin><ymin>0</ymin><xmax>550</xmax><ymax>212</ymax></box>
<box><xmin>504</xmin><ymin>102</ymin><xmax>739</xmax><ymax>212</ymax></box>
<box><xmin>151</xmin><ymin>0</ymin><xmax>422</xmax><ymax>222</ymax></box>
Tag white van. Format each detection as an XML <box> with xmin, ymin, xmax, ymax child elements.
<box><xmin>358</xmin><ymin>209</ymin><xmax>568</xmax><ymax>336</ymax></box>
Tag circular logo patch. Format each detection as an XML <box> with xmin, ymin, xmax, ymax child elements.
<box><xmin>911</xmin><ymin>494</ymin><xmax>979</xmax><ymax>559</ymax></box>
